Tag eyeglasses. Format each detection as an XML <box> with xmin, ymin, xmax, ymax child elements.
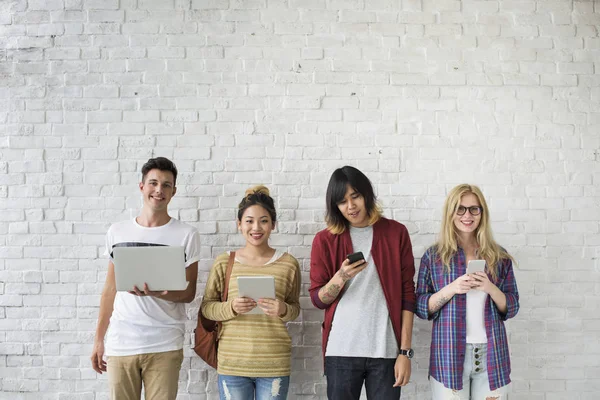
<box><xmin>456</xmin><ymin>206</ymin><xmax>483</xmax><ymax>216</ymax></box>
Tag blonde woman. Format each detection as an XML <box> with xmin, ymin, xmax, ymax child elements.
<box><xmin>201</xmin><ymin>186</ymin><xmax>301</xmax><ymax>400</ymax></box>
<box><xmin>416</xmin><ymin>184</ymin><xmax>519</xmax><ymax>399</ymax></box>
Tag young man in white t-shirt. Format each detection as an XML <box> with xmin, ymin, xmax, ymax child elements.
<box><xmin>90</xmin><ymin>157</ymin><xmax>201</xmax><ymax>400</ymax></box>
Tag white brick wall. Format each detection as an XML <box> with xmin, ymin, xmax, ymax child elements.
<box><xmin>1</xmin><ymin>0</ymin><xmax>599</xmax><ymax>398</ymax></box>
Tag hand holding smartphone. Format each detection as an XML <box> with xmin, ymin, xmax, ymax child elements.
<box><xmin>339</xmin><ymin>251</ymin><xmax>367</xmax><ymax>281</ymax></box>
<box><xmin>467</xmin><ymin>260</ymin><xmax>489</xmax><ymax>292</ymax></box>
<box><xmin>347</xmin><ymin>251</ymin><xmax>365</xmax><ymax>265</ymax></box>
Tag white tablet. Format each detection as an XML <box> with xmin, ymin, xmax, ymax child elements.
<box><xmin>237</xmin><ymin>276</ymin><xmax>276</xmax><ymax>315</ymax></box>
<box><xmin>112</xmin><ymin>246</ymin><xmax>187</xmax><ymax>292</ymax></box>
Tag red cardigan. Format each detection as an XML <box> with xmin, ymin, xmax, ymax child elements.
<box><xmin>309</xmin><ymin>217</ymin><xmax>416</xmax><ymax>360</ymax></box>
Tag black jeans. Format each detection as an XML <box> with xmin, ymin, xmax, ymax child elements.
<box><xmin>324</xmin><ymin>356</ymin><xmax>401</xmax><ymax>400</ymax></box>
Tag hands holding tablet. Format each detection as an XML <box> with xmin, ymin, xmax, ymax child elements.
<box><xmin>257</xmin><ymin>298</ymin><xmax>286</xmax><ymax>317</ymax></box>
<box><xmin>232</xmin><ymin>296</ymin><xmax>285</xmax><ymax>317</ymax></box>
<box><xmin>232</xmin><ymin>274</ymin><xmax>284</xmax><ymax>317</ymax></box>
<box><xmin>232</xmin><ymin>297</ymin><xmax>256</xmax><ymax>314</ymax></box>
<box><xmin>235</xmin><ymin>276</ymin><xmax>279</xmax><ymax>316</ymax></box>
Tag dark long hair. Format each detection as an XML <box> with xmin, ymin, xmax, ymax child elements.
<box><xmin>325</xmin><ymin>166</ymin><xmax>381</xmax><ymax>234</ymax></box>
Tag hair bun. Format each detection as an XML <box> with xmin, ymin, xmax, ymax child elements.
<box><xmin>245</xmin><ymin>185</ymin><xmax>270</xmax><ymax>197</ymax></box>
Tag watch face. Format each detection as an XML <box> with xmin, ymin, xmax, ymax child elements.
<box><xmin>407</xmin><ymin>349</ymin><xmax>414</xmax><ymax>359</ymax></box>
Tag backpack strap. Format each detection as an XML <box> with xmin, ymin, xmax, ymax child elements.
<box><xmin>216</xmin><ymin>251</ymin><xmax>236</xmax><ymax>341</ymax></box>
<box><xmin>221</xmin><ymin>251</ymin><xmax>235</xmax><ymax>302</ymax></box>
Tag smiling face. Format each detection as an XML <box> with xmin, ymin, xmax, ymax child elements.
<box><xmin>453</xmin><ymin>192</ymin><xmax>482</xmax><ymax>238</ymax></box>
<box><xmin>238</xmin><ymin>205</ymin><xmax>275</xmax><ymax>247</ymax></box>
<box><xmin>337</xmin><ymin>185</ymin><xmax>369</xmax><ymax>228</ymax></box>
<box><xmin>139</xmin><ymin>169</ymin><xmax>176</xmax><ymax>213</ymax></box>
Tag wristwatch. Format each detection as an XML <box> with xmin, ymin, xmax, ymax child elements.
<box><xmin>399</xmin><ymin>348</ymin><xmax>414</xmax><ymax>359</ymax></box>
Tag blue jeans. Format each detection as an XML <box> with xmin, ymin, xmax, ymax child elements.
<box><xmin>217</xmin><ymin>375</ymin><xmax>290</xmax><ymax>400</ymax></box>
<box><xmin>325</xmin><ymin>356</ymin><xmax>401</xmax><ymax>400</ymax></box>
<box><xmin>430</xmin><ymin>343</ymin><xmax>509</xmax><ymax>399</ymax></box>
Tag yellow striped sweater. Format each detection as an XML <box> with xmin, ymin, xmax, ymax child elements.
<box><xmin>200</xmin><ymin>251</ymin><xmax>301</xmax><ymax>377</ymax></box>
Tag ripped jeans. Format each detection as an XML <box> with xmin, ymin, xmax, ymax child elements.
<box><xmin>430</xmin><ymin>344</ymin><xmax>509</xmax><ymax>400</ymax></box>
<box><xmin>217</xmin><ymin>375</ymin><xmax>290</xmax><ymax>400</ymax></box>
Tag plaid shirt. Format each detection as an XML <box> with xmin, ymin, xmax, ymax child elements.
<box><xmin>416</xmin><ymin>246</ymin><xmax>519</xmax><ymax>391</ymax></box>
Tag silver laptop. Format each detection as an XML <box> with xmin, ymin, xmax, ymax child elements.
<box><xmin>113</xmin><ymin>246</ymin><xmax>187</xmax><ymax>292</ymax></box>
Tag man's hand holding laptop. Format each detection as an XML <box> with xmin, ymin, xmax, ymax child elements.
<box><xmin>128</xmin><ymin>282</ymin><xmax>168</xmax><ymax>297</ymax></box>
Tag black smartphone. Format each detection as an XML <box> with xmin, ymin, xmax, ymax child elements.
<box><xmin>347</xmin><ymin>251</ymin><xmax>365</xmax><ymax>264</ymax></box>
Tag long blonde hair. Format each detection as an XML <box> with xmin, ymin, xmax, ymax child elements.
<box><xmin>436</xmin><ymin>184</ymin><xmax>513</xmax><ymax>281</ymax></box>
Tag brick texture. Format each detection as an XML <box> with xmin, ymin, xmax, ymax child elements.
<box><xmin>1</xmin><ymin>0</ymin><xmax>599</xmax><ymax>398</ymax></box>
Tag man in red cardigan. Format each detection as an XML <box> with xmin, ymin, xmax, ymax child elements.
<box><xmin>309</xmin><ymin>166</ymin><xmax>416</xmax><ymax>400</ymax></box>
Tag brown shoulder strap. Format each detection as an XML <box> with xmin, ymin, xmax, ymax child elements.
<box><xmin>221</xmin><ymin>251</ymin><xmax>235</xmax><ymax>302</ymax></box>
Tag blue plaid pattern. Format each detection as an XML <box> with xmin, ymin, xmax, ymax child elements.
<box><xmin>416</xmin><ymin>246</ymin><xmax>519</xmax><ymax>391</ymax></box>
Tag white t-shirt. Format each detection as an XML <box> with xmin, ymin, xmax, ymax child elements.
<box><xmin>326</xmin><ymin>225</ymin><xmax>398</xmax><ymax>359</ymax></box>
<box><xmin>104</xmin><ymin>218</ymin><xmax>201</xmax><ymax>356</ymax></box>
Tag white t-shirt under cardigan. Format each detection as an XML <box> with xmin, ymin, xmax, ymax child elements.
<box><xmin>326</xmin><ymin>225</ymin><xmax>397</xmax><ymax>359</ymax></box>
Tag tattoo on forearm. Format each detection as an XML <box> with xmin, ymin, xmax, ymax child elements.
<box><xmin>430</xmin><ymin>295</ymin><xmax>449</xmax><ymax>314</ymax></box>
<box><xmin>320</xmin><ymin>283</ymin><xmax>342</xmax><ymax>304</ymax></box>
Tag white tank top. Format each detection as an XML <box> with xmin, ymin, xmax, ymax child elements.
<box><xmin>466</xmin><ymin>289</ymin><xmax>487</xmax><ymax>343</ymax></box>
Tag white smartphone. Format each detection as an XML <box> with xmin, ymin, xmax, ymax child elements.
<box><xmin>467</xmin><ymin>260</ymin><xmax>486</xmax><ymax>275</ymax></box>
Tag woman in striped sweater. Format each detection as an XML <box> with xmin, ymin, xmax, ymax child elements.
<box><xmin>201</xmin><ymin>185</ymin><xmax>301</xmax><ymax>400</ymax></box>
